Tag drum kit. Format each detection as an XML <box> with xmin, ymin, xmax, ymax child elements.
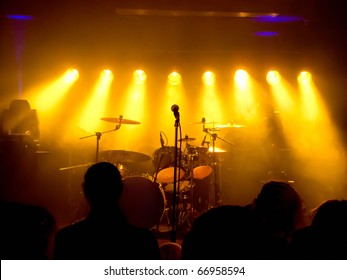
<box><xmin>60</xmin><ymin>115</ymin><xmax>244</xmax><ymax>233</ymax></box>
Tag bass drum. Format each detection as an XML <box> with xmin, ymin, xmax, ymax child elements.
<box><xmin>119</xmin><ymin>175</ymin><xmax>166</xmax><ymax>229</ymax></box>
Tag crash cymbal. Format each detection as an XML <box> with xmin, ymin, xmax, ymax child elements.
<box><xmin>208</xmin><ymin>146</ymin><xmax>227</xmax><ymax>153</ymax></box>
<box><xmin>101</xmin><ymin>117</ymin><xmax>141</xmax><ymax>124</ymax></box>
<box><xmin>215</xmin><ymin>123</ymin><xmax>246</xmax><ymax>128</ymax></box>
<box><xmin>177</xmin><ymin>137</ymin><xmax>196</xmax><ymax>142</ymax></box>
<box><xmin>99</xmin><ymin>150</ymin><xmax>151</xmax><ymax>163</ymax></box>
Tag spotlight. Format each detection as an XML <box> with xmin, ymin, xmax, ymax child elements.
<box><xmin>298</xmin><ymin>71</ymin><xmax>312</xmax><ymax>86</ymax></box>
<box><xmin>202</xmin><ymin>71</ymin><xmax>215</xmax><ymax>86</ymax></box>
<box><xmin>266</xmin><ymin>71</ymin><xmax>281</xmax><ymax>85</ymax></box>
<box><xmin>133</xmin><ymin>69</ymin><xmax>147</xmax><ymax>84</ymax></box>
<box><xmin>234</xmin><ymin>69</ymin><xmax>249</xmax><ymax>89</ymax></box>
<box><xmin>64</xmin><ymin>68</ymin><xmax>79</xmax><ymax>84</ymax></box>
<box><xmin>168</xmin><ymin>72</ymin><xmax>182</xmax><ymax>86</ymax></box>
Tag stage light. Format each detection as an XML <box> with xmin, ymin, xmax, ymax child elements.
<box><xmin>78</xmin><ymin>70</ymin><xmax>113</xmax><ymax>132</ymax></box>
<box><xmin>168</xmin><ymin>72</ymin><xmax>182</xmax><ymax>86</ymax></box>
<box><xmin>202</xmin><ymin>71</ymin><xmax>216</xmax><ymax>86</ymax></box>
<box><xmin>63</xmin><ymin>68</ymin><xmax>79</xmax><ymax>83</ymax></box>
<box><xmin>266</xmin><ymin>70</ymin><xmax>281</xmax><ymax>85</ymax></box>
<box><xmin>102</xmin><ymin>69</ymin><xmax>113</xmax><ymax>78</ymax></box>
<box><xmin>297</xmin><ymin>71</ymin><xmax>312</xmax><ymax>86</ymax></box>
<box><xmin>32</xmin><ymin>68</ymin><xmax>79</xmax><ymax>112</ymax></box>
<box><xmin>133</xmin><ymin>69</ymin><xmax>147</xmax><ymax>84</ymax></box>
<box><xmin>234</xmin><ymin>69</ymin><xmax>249</xmax><ymax>89</ymax></box>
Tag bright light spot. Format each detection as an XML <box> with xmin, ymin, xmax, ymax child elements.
<box><xmin>300</xmin><ymin>83</ymin><xmax>319</xmax><ymax>121</ymax></box>
<box><xmin>32</xmin><ymin>68</ymin><xmax>79</xmax><ymax>112</ymax></box>
<box><xmin>63</xmin><ymin>68</ymin><xmax>79</xmax><ymax>84</ymax></box>
<box><xmin>103</xmin><ymin>69</ymin><xmax>113</xmax><ymax>78</ymax></box>
<box><xmin>234</xmin><ymin>69</ymin><xmax>249</xmax><ymax>90</ymax></box>
<box><xmin>133</xmin><ymin>69</ymin><xmax>147</xmax><ymax>84</ymax></box>
<box><xmin>266</xmin><ymin>71</ymin><xmax>281</xmax><ymax>85</ymax></box>
<box><xmin>78</xmin><ymin>70</ymin><xmax>113</xmax><ymax>132</ymax></box>
<box><xmin>298</xmin><ymin>71</ymin><xmax>312</xmax><ymax>86</ymax></box>
<box><xmin>202</xmin><ymin>71</ymin><xmax>216</xmax><ymax>86</ymax></box>
<box><xmin>168</xmin><ymin>72</ymin><xmax>182</xmax><ymax>86</ymax></box>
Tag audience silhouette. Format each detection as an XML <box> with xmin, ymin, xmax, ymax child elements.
<box><xmin>1</xmin><ymin>201</ymin><xmax>55</xmax><ymax>259</ymax></box>
<box><xmin>182</xmin><ymin>205</ymin><xmax>253</xmax><ymax>259</ymax></box>
<box><xmin>182</xmin><ymin>181</ymin><xmax>306</xmax><ymax>259</ymax></box>
<box><xmin>289</xmin><ymin>199</ymin><xmax>347</xmax><ymax>259</ymax></box>
<box><xmin>53</xmin><ymin>162</ymin><xmax>161</xmax><ymax>260</ymax></box>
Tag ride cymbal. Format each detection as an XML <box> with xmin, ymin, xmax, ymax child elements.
<box><xmin>188</xmin><ymin>121</ymin><xmax>218</xmax><ymax>125</ymax></box>
<box><xmin>101</xmin><ymin>117</ymin><xmax>141</xmax><ymax>124</ymax></box>
<box><xmin>215</xmin><ymin>123</ymin><xmax>246</xmax><ymax>128</ymax></box>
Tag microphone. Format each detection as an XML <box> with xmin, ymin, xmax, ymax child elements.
<box><xmin>171</xmin><ymin>104</ymin><xmax>179</xmax><ymax>120</ymax></box>
<box><xmin>160</xmin><ymin>132</ymin><xmax>165</xmax><ymax>147</ymax></box>
<box><xmin>201</xmin><ymin>135</ymin><xmax>207</xmax><ymax>146</ymax></box>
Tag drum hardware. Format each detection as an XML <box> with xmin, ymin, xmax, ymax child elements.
<box><xmin>177</xmin><ymin>136</ymin><xmax>196</xmax><ymax>142</ymax></box>
<box><xmin>198</xmin><ymin>117</ymin><xmax>237</xmax><ymax>208</ymax></box>
<box><xmin>59</xmin><ymin>116</ymin><xmax>142</xmax><ymax>170</ymax></box>
<box><xmin>152</xmin><ymin>146</ymin><xmax>185</xmax><ymax>184</ymax></box>
<box><xmin>79</xmin><ymin>115</ymin><xmax>140</xmax><ymax>163</ymax></box>
<box><xmin>100</xmin><ymin>117</ymin><xmax>141</xmax><ymax>125</ymax></box>
<box><xmin>99</xmin><ymin>150</ymin><xmax>151</xmax><ymax>163</ymax></box>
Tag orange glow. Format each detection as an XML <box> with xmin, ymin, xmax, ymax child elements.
<box><xmin>133</xmin><ymin>69</ymin><xmax>147</xmax><ymax>84</ymax></box>
<box><xmin>168</xmin><ymin>72</ymin><xmax>182</xmax><ymax>86</ymax></box>
<box><xmin>202</xmin><ymin>71</ymin><xmax>216</xmax><ymax>86</ymax></box>
<box><xmin>30</xmin><ymin>68</ymin><xmax>79</xmax><ymax>112</ymax></box>
<box><xmin>77</xmin><ymin>69</ymin><xmax>113</xmax><ymax>133</ymax></box>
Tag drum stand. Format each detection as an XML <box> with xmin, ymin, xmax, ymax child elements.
<box><xmin>202</xmin><ymin>121</ymin><xmax>235</xmax><ymax>208</ymax></box>
<box><xmin>79</xmin><ymin>115</ymin><xmax>123</xmax><ymax>162</ymax></box>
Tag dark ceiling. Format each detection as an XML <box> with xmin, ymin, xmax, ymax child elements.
<box><xmin>2</xmin><ymin>0</ymin><xmax>346</xmax><ymax>57</ymax></box>
<box><xmin>1</xmin><ymin>0</ymin><xmax>346</xmax><ymax>94</ymax></box>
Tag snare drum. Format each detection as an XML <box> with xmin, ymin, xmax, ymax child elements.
<box><xmin>152</xmin><ymin>146</ymin><xmax>185</xmax><ymax>183</ymax></box>
<box><xmin>118</xmin><ymin>175</ymin><xmax>166</xmax><ymax>229</ymax></box>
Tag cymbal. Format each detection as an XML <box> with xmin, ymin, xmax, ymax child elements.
<box><xmin>188</xmin><ymin>121</ymin><xmax>218</xmax><ymax>125</ymax></box>
<box><xmin>208</xmin><ymin>146</ymin><xmax>227</xmax><ymax>153</ymax></box>
<box><xmin>101</xmin><ymin>117</ymin><xmax>141</xmax><ymax>124</ymax></box>
<box><xmin>215</xmin><ymin>123</ymin><xmax>245</xmax><ymax>128</ymax></box>
<box><xmin>177</xmin><ymin>137</ymin><xmax>196</xmax><ymax>142</ymax></box>
<box><xmin>99</xmin><ymin>150</ymin><xmax>151</xmax><ymax>163</ymax></box>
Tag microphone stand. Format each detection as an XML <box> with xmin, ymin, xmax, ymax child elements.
<box><xmin>79</xmin><ymin>115</ymin><xmax>123</xmax><ymax>162</ymax></box>
<box><xmin>170</xmin><ymin>115</ymin><xmax>180</xmax><ymax>243</ymax></box>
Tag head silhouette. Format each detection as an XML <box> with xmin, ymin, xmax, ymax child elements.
<box><xmin>83</xmin><ymin>162</ymin><xmax>122</xmax><ymax>209</ymax></box>
<box><xmin>311</xmin><ymin>199</ymin><xmax>347</xmax><ymax>230</ymax></box>
<box><xmin>254</xmin><ymin>181</ymin><xmax>305</xmax><ymax>238</ymax></box>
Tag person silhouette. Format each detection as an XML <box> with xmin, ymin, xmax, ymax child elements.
<box><xmin>289</xmin><ymin>199</ymin><xmax>347</xmax><ymax>259</ymax></box>
<box><xmin>1</xmin><ymin>201</ymin><xmax>55</xmax><ymax>260</ymax></box>
<box><xmin>245</xmin><ymin>180</ymin><xmax>307</xmax><ymax>259</ymax></box>
<box><xmin>53</xmin><ymin>161</ymin><xmax>161</xmax><ymax>259</ymax></box>
<box><xmin>181</xmin><ymin>181</ymin><xmax>306</xmax><ymax>260</ymax></box>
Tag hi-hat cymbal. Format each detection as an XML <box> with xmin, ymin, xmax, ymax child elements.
<box><xmin>99</xmin><ymin>150</ymin><xmax>151</xmax><ymax>163</ymax></box>
<box><xmin>101</xmin><ymin>117</ymin><xmax>141</xmax><ymax>124</ymax></box>
<box><xmin>215</xmin><ymin>123</ymin><xmax>245</xmax><ymax>128</ymax></box>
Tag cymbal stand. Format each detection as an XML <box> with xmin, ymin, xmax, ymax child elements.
<box><xmin>202</xmin><ymin>123</ymin><xmax>235</xmax><ymax>208</ymax></box>
<box><xmin>187</xmin><ymin>147</ymin><xmax>197</xmax><ymax>228</ymax></box>
<box><xmin>79</xmin><ymin>115</ymin><xmax>123</xmax><ymax>162</ymax></box>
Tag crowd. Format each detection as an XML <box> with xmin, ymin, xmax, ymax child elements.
<box><xmin>1</xmin><ymin>162</ymin><xmax>346</xmax><ymax>260</ymax></box>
